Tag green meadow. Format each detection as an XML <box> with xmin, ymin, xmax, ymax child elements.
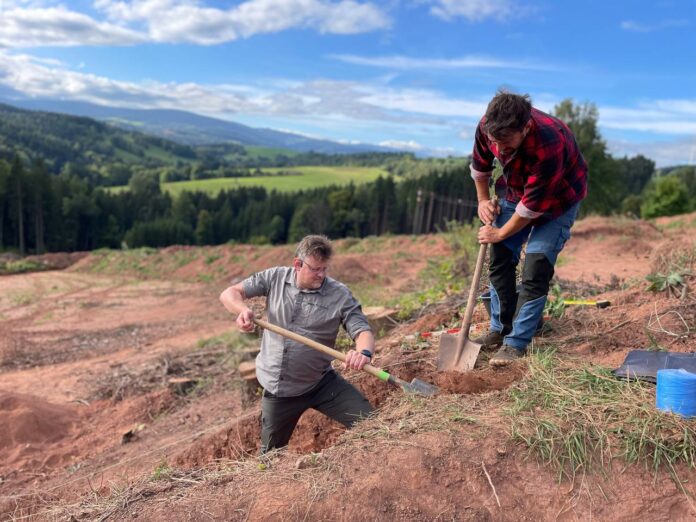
<box><xmin>110</xmin><ymin>166</ymin><xmax>389</xmax><ymax>196</ymax></box>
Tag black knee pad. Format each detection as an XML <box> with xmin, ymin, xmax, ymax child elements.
<box><xmin>488</xmin><ymin>243</ymin><xmax>518</xmax><ymax>333</ymax></box>
<box><xmin>489</xmin><ymin>242</ymin><xmax>516</xmax><ymax>277</ymax></box>
<box><xmin>519</xmin><ymin>253</ymin><xmax>555</xmax><ymax>302</ymax></box>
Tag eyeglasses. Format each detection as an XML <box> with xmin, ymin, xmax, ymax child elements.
<box><xmin>301</xmin><ymin>259</ymin><xmax>329</xmax><ymax>275</ymax></box>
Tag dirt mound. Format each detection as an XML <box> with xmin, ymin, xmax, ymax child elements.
<box><xmin>435</xmin><ymin>364</ymin><xmax>527</xmax><ymax>394</ymax></box>
<box><xmin>0</xmin><ymin>392</ymin><xmax>78</xmax><ymax>464</ymax></box>
<box><xmin>571</xmin><ymin>216</ymin><xmax>661</xmax><ymax>241</ymax></box>
<box><xmin>648</xmin><ymin>236</ymin><xmax>696</xmax><ymax>274</ymax></box>
<box><xmin>27</xmin><ymin>251</ymin><xmax>90</xmax><ymax>270</ymax></box>
<box><xmin>330</xmin><ymin>256</ymin><xmax>372</xmax><ymax>284</ymax></box>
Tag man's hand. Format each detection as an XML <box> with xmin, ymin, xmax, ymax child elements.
<box><xmin>478</xmin><ymin>224</ymin><xmax>504</xmax><ymax>244</ymax></box>
<box><xmin>236</xmin><ymin>309</ymin><xmax>255</xmax><ymax>332</ymax></box>
<box><xmin>344</xmin><ymin>349</ymin><xmax>371</xmax><ymax>370</ymax></box>
<box><xmin>477</xmin><ymin>199</ymin><xmax>500</xmax><ymax>226</ymax></box>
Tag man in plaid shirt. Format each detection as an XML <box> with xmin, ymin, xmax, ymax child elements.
<box><xmin>470</xmin><ymin>91</ymin><xmax>588</xmax><ymax>365</ymax></box>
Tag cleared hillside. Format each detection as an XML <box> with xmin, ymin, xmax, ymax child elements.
<box><xmin>2</xmin><ymin>216</ymin><xmax>696</xmax><ymax>520</ymax></box>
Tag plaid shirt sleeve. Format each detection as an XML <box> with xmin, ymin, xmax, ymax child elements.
<box><xmin>470</xmin><ymin>119</ymin><xmax>495</xmax><ymax>181</ymax></box>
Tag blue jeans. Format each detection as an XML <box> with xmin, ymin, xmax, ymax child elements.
<box><xmin>488</xmin><ymin>200</ymin><xmax>580</xmax><ymax>351</ymax></box>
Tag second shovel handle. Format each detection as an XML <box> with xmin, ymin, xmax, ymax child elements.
<box><xmin>252</xmin><ymin>318</ymin><xmax>390</xmax><ymax>382</ymax></box>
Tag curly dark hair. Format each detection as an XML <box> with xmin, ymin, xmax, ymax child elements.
<box><xmin>483</xmin><ymin>90</ymin><xmax>532</xmax><ymax>139</ymax></box>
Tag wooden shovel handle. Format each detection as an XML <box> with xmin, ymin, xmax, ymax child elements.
<box><xmin>253</xmin><ymin>318</ymin><xmax>387</xmax><ymax>381</ymax></box>
<box><xmin>457</xmin><ymin>195</ymin><xmax>496</xmax><ymax>349</ymax></box>
<box><xmin>457</xmin><ymin>243</ymin><xmax>488</xmax><ymax>348</ymax></box>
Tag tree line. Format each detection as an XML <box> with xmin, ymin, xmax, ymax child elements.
<box><xmin>0</xmin><ymin>157</ymin><xmax>475</xmax><ymax>254</ymax></box>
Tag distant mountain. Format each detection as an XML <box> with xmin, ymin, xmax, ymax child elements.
<box><xmin>8</xmin><ymin>98</ymin><xmax>397</xmax><ymax>155</ymax></box>
<box><xmin>0</xmin><ymin>102</ymin><xmax>199</xmax><ymax>175</ymax></box>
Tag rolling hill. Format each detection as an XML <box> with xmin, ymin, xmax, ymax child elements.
<box><xmin>0</xmin><ymin>102</ymin><xmax>199</xmax><ymax>173</ymax></box>
<box><xmin>8</xmin><ymin>98</ymin><xmax>398</xmax><ymax>154</ymax></box>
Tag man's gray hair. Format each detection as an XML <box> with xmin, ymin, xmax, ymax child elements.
<box><xmin>295</xmin><ymin>235</ymin><xmax>333</xmax><ymax>261</ymax></box>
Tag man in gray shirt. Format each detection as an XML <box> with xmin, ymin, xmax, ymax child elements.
<box><xmin>220</xmin><ymin>235</ymin><xmax>375</xmax><ymax>453</ymax></box>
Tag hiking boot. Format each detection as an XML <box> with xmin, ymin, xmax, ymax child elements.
<box><xmin>490</xmin><ymin>345</ymin><xmax>525</xmax><ymax>367</ymax></box>
<box><xmin>472</xmin><ymin>330</ymin><xmax>505</xmax><ymax>351</ymax></box>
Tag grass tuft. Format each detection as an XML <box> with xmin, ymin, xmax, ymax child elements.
<box><xmin>508</xmin><ymin>349</ymin><xmax>696</xmax><ymax>481</ymax></box>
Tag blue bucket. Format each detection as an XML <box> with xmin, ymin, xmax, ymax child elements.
<box><xmin>656</xmin><ymin>369</ymin><xmax>696</xmax><ymax>418</ymax></box>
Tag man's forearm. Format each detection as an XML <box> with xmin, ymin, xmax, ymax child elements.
<box><xmin>354</xmin><ymin>330</ymin><xmax>375</xmax><ymax>354</ymax></box>
<box><xmin>219</xmin><ymin>286</ymin><xmax>252</xmax><ymax>316</ymax></box>
<box><xmin>498</xmin><ymin>212</ymin><xmax>532</xmax><ymax>240</ymax></box>
<box><xmin>475</xmin><ymin>179</ymin><xmax>491</xmax><ymax>202</ymax></box>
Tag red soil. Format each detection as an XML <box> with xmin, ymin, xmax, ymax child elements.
<box><xmin>2</xmin><ymin>224</ymin><xmax>696</xmax><ymax>520</ymax></box>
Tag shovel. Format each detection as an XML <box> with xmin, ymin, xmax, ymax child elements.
<box><xmin>253</xmin><ymin>318</ymin><xmax>439</xmax><ymax>396</ymax></box>
<box><xmin>438</xmin><ymin>241</ymin><xmax>488</xmax><ymax>372</ymax></box>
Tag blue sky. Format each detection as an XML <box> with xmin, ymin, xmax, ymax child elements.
<box><xmin>0</xmin><ymin>0</ymin><xmax>694</xmax><ymax>166</ymax></box>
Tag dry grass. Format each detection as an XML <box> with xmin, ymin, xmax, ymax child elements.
<box><xmin>508</xmin><ymin>349</ymin><xmax>696</xmax><ymax>483</ymax></box>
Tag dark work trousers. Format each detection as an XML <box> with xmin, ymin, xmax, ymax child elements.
<box><xmin>488</xmin><ymin>199</ymin><xmax>580</xmax><ymax>352</ymax></box>
<box><xmin>260</xmin><ymin>370</ymin><xmax>373</xmax><ymax>453</ymax></box>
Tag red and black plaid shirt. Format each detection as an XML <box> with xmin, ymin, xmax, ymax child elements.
<box><xmin>470</xmin><ymin>107</ymin><xmax>588</xmax><ymax>224</ymax></box>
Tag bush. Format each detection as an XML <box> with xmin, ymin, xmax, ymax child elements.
<box><xmin>641</xmin><ymin>176</ymin><xmax>690</xmax><ymax>218</ymax></box>
<box><xmin>124</xmin><ymin>219</ymin><xmax>194</xmax><ymax>247</ymax></box>
<box><xmin>621</xmin><ymin>194</ymin><xmax>642</xmax><ymax>217</ymax></box>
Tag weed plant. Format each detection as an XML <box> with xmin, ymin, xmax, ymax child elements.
<box><xmin>0</xmin><ymin>259</ymin><xmax>45</xmax><ymax>275</ymax></box>
<box><xmin>392</xmin><ymin>221</ymin><xmax>479</xmax><ymax>320</ymax></box>
<box><xmin>508</xmin><ymin>349</ymin><xmax>696</xmax><ymax>482</ymax></box>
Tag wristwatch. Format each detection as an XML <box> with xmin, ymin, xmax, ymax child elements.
<box><xmin>360</xmin><ymin>349</ymin><xmax>373</xmax><ymax>359</ymax></box>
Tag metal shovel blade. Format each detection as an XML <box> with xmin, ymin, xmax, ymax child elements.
<box><xmin>402</xmin><ymin>378</ymin><xmax>439</xmax><ymax>396</ymax></box>
<box><xmin>437</xmin><ymin>332</ymin><xmax>481</xmax><ymax>372</ymax></box>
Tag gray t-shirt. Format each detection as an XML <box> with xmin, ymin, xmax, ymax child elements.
<box><xmin>243</xmin><ymin>266</ymin><xmax>372</xmax><ymax>397</ymax></box>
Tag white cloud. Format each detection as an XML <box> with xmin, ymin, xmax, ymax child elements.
<box><xmin>620</xmin><ymin>19</ymin><xmax>689</xmax><ymax>32</ymax></box>
<box><xmin>2</xmin><ymin>49</ymin><xmax>695</xmax><ymax>166</ymax></box>
<box><xmin>0</xmin><ymin>51</ymin><xmax>256</xmax><ymax>111</ymax></box>
<box><xmin>361</xmin><ymin>87</ymin><xmax>487</xmax><ymax>118</ymax></box>
<box><xmin>607</xmin><ymin>137</ymin><xmax>696</xmax><ymax>168</ymax></box>
<box><xmin>458</xmin><ymin>127</ymin><xmax>475</xmax><ymax>140</ymax></box>
<box><xmin>95</xmin><ymin>0</ymin><xmax>390</xmax><ymax>45</ymax></box>
<box><xmin>0</xmin><ymin>6</ymin><xmax>145</xmax><ymax>47</ymax></box>
<box><xmin>330</xmin><ymin>53</ymin><xmax>559</xmax><ymax>71</ymax></box>
<box><xmin>379</xmin><ymin>139</ymin><xmax>424</xmax><ymax>150</ymax></box>
<box><xmin>599</xmin><ymin>103</ymin><xmax>696</xmax><ymax>135</ymax></box>
<box><xmin>422</xmin><ymin>0</ymin><xmax>517</xmax><ymax>22</ymax></box>
<box><xmin>0</xmin><ymin>0</ymin><xmax>389</xmax><ymax>48</ymax></box>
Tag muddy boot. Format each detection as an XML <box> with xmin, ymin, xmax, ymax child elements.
<box><xmin>490</xmin><ymin>345</ymin><xmax>525</xmax><ymax>367</ymax></box>
<box><xmin>472</xmin><ymin>331</ymin><xmax>505</xmax><ymax>351</ymax></box>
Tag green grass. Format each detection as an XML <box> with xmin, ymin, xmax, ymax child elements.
<box><xmin>508</xmin><ymin>350</ymin><xmax>696</xmax><ymax>482</ymax></box>
<box><xmin>108</xmin><ymin>166</ymin><xmax>388</xmax><ymax>196</ymax></box>
<box><xmin>0</xmin><ymin>259</ymin><xmax>46</xmax><ymax>275</ymax></box>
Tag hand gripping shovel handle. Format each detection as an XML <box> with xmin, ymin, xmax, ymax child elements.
<box><xmin>253</xmin><ymin>318</ymin><xmax>403</xmax><ymax>388</ymax></box>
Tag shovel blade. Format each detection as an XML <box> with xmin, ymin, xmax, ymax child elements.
<box><xmin>438</xmin><ymin>333</ymin><xmax>481</xmax><ymax>372</ymax></box>
<box><xmin>403</xmin><ymin>379</ymin><xmax>439</xmax><ymax>396</ymax></box>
